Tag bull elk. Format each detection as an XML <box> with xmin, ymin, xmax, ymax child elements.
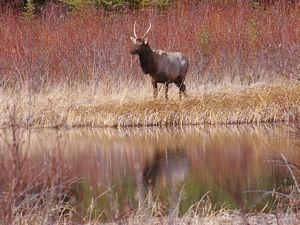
<box><xmin>130</xmin><ymin>22</ymin><xmax>189</xmax><ymax>99</ymax></box>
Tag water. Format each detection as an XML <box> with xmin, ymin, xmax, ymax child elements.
<box><xmin>1</xmin><ymin>125</ymin><xmax>299</xmax><ymax>219</ymax></box>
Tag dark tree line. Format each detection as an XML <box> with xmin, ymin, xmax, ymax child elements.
<box><xmin>0</xmin><ymin>0</ymin><xmax>297</xmax><ymax>11</ymax></box>
<box><xmin>0</xmin><ymin>0</ymin><xmax>47</xmax><ymax>9</ymax></box>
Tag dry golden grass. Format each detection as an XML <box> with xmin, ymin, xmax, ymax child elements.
<box><xmin>10</xmin><ymin>192</ymin><xmax>300</xmax><ymax>225</ymax></box>
<box><xmin>1</xmin><ymin>79</ymin><xmax>300</xmax><ymax>128</ymax></box>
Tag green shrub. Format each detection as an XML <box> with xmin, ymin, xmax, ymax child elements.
<box><xmin>100</xmin><ymin>0</ymin><xmax>128</xmax><ymax>10</ymax></box>
<box><xmin>59</xmin><ymin>0</ymin><xmax>92</xmax><ymax>9</ymax></box>
<box><xmin>1</xmin><ymin>0</ymin><xmax>173</xmax><ymax>11</ymax></box>
<box><xmin>97</xmin><ymin>0</ymin><xmax>171</xmax><ymax>10</ymax></box>
<box><xmin>24</xmin><ymin>0</ymin><xmax>36</xmax><ymax>18</ymax></box>
<box><xmin>46</xmin><ymin>0</ymin><xmax>171</xmax><ymax>10</ymax></box>
<box><xmin>155</xmin><ymin>0</ymin><xmax>170</xmax><ymax>9</ymax></box>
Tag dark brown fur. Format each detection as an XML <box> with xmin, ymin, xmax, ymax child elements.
<box><xmin>130</xmin><ymin>38</ymin><xmax>189</xmax><ymax>99</ymax></box>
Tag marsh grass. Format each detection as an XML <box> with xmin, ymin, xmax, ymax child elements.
<box><xmin>1</xmin><ymin>1</ymin><xmax>300</xmax><ymax>128</ymax></box>
<box><xmin>1</xmin><ymin>1</ymin><xmax>300</xmax><ymax>224</ymax></box>
<box><xmin>1</xmin><ymin>79</ymin><xmax>300</xmax><ymax>128</ymax></box>
<box><xmin>8</xmin><ymin>188</ymin><xmax>300</xmax><ymax>224</ymax></box>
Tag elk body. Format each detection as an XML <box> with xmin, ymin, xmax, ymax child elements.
<box><xmin>130</xmin><ymin>22</ymin><xmax>189</xmax><ymax>99</ymax></box>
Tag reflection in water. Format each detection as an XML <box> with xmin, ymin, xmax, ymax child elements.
<box><xmin>0</xmin><ymin>125</ymin><xmax>299</xmax><ymax>218</ymax></box>
<box><xmin>140</xmin><ymin>150</ymin><xmax>189</xmax><ymax>214</ymax></box>
<box><xmin>143</xmin><ymin>150</ymin><xmax>189</xmax><ymax>190</ymax></box>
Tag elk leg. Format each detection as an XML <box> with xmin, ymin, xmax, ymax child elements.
<box><xmin>176</xmin><ymin>82</ymin><xmax>186</xmax><ymax>99</ymax></box>
<box><xmin>152</xmin><ymin>80</ymin><xmax>158</xmax><ymax>99</ymax></box>
<box><xmin>164</xmin><ymin>83</ymin><xmax>169</xmax><ymax>100</ymax></box>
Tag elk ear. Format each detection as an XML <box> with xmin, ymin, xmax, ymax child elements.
<box><xmin>143</xmin><ymin>37</ymin><xmax>148</xmax><ymax>44</ymax></box>
<box><xmin>130</xmin><ymin>36</ymin><xmax>137</xmax><ymax>44</ymax></box>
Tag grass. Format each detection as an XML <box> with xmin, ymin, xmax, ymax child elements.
<box><xmin>10</xmin><ymin>193</ymin><xmax>300</xmax><ymax>224</ymax></box>
<box><xmin>1</xmin><ymin>1</ymin><xmax>300</xmax><ymax>128</ymax></box>
<box><xmin>1</xmin><ymin>79</ymin><xmax>300</xmax><ymax>128</ymax></box>
<box><xmin>1</xmin><ymin>1</ymin><xmax>300</xmax><ymax>224</ymax></box>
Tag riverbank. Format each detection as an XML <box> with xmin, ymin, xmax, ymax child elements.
<box><xmin>1</xmin><ymin>80</ymin><xmax>300</xmax><ymax>128</ymax></box>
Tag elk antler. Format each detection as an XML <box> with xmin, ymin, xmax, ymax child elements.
<box><xmin>133</xmin><ymin>21</ymin><xmax>138</xmax><ymax>38</ymax></box>
<box><xmin>142</xmin><ymin>22</ymin><xmax>152</xmax><ymax>39</ymax></box>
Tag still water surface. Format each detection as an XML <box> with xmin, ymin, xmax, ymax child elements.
<box><xmin>2</xmin><ymin>125</ymin><xmax>300</xmax><ymax>218</ymax></box>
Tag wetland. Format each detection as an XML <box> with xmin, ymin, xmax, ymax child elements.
<box><xmin>1</xmin><ymin>124</ymin><xmax>299</xmax><ymax>223</ymax></box>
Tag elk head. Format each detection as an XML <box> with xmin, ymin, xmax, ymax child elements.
<box><xmin>130</xmin><ymin>22</ymin><xmax>152</xmax><ymax>55</ymax></box>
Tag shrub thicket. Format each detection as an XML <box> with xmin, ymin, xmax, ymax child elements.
<box><xmin>1</xmin><ymin>0</ymin><xmax>299</xmax><ymax>88</ymax></box>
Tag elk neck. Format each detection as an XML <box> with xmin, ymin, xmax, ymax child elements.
<box><xmin>137</xmin><ymin>45</ymin><xmax>157</xmax><ymax>74</ymax></box>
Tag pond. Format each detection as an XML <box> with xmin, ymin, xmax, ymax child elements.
<box><xmin>1</xmin><ymin>125</ymin><xmax>299</xmax><ymax>220</ymax></box>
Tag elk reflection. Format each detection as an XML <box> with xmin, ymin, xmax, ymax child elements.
<box><xmin>136</xmin><ymin>149</ymin><xmax>190</xmax><ymax>214</ymax></box>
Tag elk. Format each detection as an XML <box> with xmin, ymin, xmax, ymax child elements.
<box><xmin>130</xmin><ymin>22</ymin><xmax>189</xmax><ymax>99</ymax></box>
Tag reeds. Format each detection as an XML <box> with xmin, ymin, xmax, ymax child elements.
<box><xmin>1</xmin><ymin>80</ymin><xmax>300</xmax><ymax>127</ymax></box>
<box><xmin>9</xmin><ymin>189</ymin><xmax>297</xmax><ymax>224</ymax></box>
<box><xmin>1</xmin><ymin>2</ymin><xmax>300</xmax><ymax>223</ymax></box>
<box><xmin>1</xmin><ymin>1</ymin><xmax>300</xmax><ymax>127</ymax></box>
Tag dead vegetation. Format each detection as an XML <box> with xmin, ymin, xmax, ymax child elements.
<box><xmin>1</xmin><ymin>1</ymin><xmax>300</xmax><ymax>224</ymax></box>
<box><xmin>1</xmin><ymin>80</ymin><xmax>299</xmax><ymax>128</ymax></box>
<box><xmin>1</xmin><ymin>1</ymin><xmax>300</xmax><ymax>128</ymax></box>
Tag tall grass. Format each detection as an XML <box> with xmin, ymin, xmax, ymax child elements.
<box><xmin>0</xmin><ymin>1</ymin><xmax>300</xmax><ymax>127</ymax></box>
<box><xmin>1</xmin><ymin>2</ymin><xmax>300</xmax><ymax>223</ymax></box>
<box><xmin>1</xmin><ymin>81</ymin><xmax>300</xmax><ymax>127</ymax></box>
